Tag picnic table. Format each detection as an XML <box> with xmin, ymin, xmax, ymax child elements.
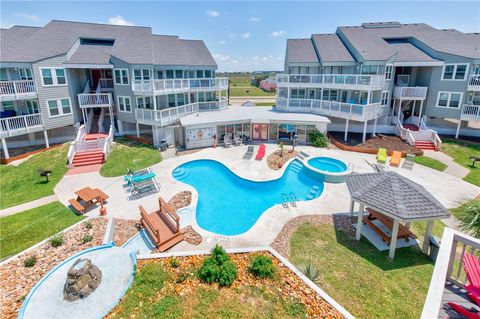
<box><xmin>363</xmin><ymin>208</ymin><xmax>417</xmax><ymax>245</ymax></box>
<box><xmin>75</xmin><ymin>187</ymin><xmax>109</xmax><ymax>209</ymax></box>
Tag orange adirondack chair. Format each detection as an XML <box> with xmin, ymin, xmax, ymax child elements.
<box><xmin>390</xmin><ymin>151</ymin><xmax>402</xmax><ymax>167</ymax></box>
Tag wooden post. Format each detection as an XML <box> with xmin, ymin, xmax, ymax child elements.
<box><xmin>389</xmin><ymin>220</ymin><xmax>400</xmax><ymax>259</ymax></box>
<box><xmin>362</xmin><ymin>120</ymin><xmax>368</xmax><ymax>143</ymax></box>
<box><xmin>349</xmin><ymin>199</ymin><xmax>355</xmax><ymax>217</ymax></box>
<box><xmin>356</xmin><ymin>204</ymin><xmax>364</xmax><ymax>241</ymax></box>
<box><xmin>422</xmin><ymin>220</ymin><xmax>434</xmax><ymax>254</ymax></box>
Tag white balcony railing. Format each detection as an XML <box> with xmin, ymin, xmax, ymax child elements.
<box><xmin>132</xmin><ymin>78</ymin><xmax>229</xmax><ymax>94</ymax></box>
<box><xmin>276</xmin><ymin>97</ymin><xmax>384</xmax><ymax>121</ymax></box>
<box><xmin>276</xmin><ymin>74</ymin><xmax>385</xmax><ymax>90</ymax></box>
<box><xmin>135</xmin><ymin>98</ymin><xmax>228</xmax><ymax>127</ymax></box>
<box><xmin>0</xmin><ymin>80</ymin><xmax>37</xmax><ymax>100</ymax></box>
<box><xmin>393</xmin><ymin>86</ymin><xmax>428</xmax><ymax>100</ymax></box>
<box><xmin>0</xmin><ymin>113</ymin><xmax>43</xmax><ymax>138</ymax></box>
<box><xmin>78</xmin><ymin>93</ymin><xmax>113</xmax><ymax>108</ymax></box>
<box><xmin>468</xmin><ymin>74</ymin><xmax>480</xmax><ymax>90</ymax></box>
<box><xmin>461</xmin><ymin>104</ymin><xmax>480</xmax><ymax>120</ymax></box>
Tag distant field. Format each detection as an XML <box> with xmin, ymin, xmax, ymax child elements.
<box><xmin>229</xmin><ymin>76</ymin><xmax>252</xmax><ymax>87</ymax></box>
<box><xmin>227</xmin><ymin>75</ymin><xmax>275</xmax><ymax>96</ymax></box>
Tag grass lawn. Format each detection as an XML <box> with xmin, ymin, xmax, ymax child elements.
<box><xmin>0</xmin><ymin>201</ymin><xmax>83</xmax><ymax>259</ymax></box>
<box><xmin>228</xmin><ymin>76</ymin><xmax>252</xmax><ymax>87</ymax></box>
<box><xmin>289</xmin><ymin>222</ymin><xmax>445</xmax><ymax>319</ymax></box>
<box><xmin>100</xmin><ymin>138</ymin><xmax>162</xmax><ymax>177</ymax></box>
<box><xmin>255</xmin><ymin>102</ymin><xmax>275</xmax><ymax>106</ymax></box>
<box><xmin>0</xmin><ymin>144</ymin><xmax>69</xmax><ymax>209</ymax></box>
<box><xmin>414</xmin><ymin>156</ymin><xmax>448</xmax><ymax>171</ymax></box>
<box><xmin>441</xmin><ymin>138</ymin><xmax>480</xmax><ymax>186</ymax></box>
<box><xmin>230</xmin><ymin>87</ymin><xmax>275</xmax><ymax>97</ymax></box>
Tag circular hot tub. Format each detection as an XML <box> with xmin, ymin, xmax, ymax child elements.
<box><xmin>304</xmin><ymin>157</ymin><xmax>350</xmax><ymax>183</ymax></box>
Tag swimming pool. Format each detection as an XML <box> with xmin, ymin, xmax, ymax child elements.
<box><xmin>307</xmin><ymin>157</ymin><xmax>347</xmax><ymax>173</ymax></box>
<box><xmin>172</xmin><ymin>159</ymin><xmax>324</xmax><ymax>236</ymax></box>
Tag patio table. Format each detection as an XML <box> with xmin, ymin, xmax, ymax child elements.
<box><xmin>75</xmin><ymin>187</ymin><xmax>109</xmax><ymax>209</ymax></box>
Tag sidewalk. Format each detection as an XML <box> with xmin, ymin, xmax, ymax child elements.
<box><xmin>422</xmin><ymin>150</ymin><xmax>470</xmax><ymax>179</ymax></box>
<box><xmin>0</xmin><ymin>195</ymin><xmax>58</xmax><ymax>217</ymax></box>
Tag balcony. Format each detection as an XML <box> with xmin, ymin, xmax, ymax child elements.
<box><xmin>0</xmin><ymin>113</ymin><xmax>44</xmax><ymax>138</ymax></box>
<box><xmin>276</xmin><ymin>74</ymin><xmax>385</xmax><ymax>91</ymax></box>
<box><xmin>461</xmin><ymin>104</ymin><xmax>480</xmax><ymax>121</ymax></box>
<box><xmin>78</xmin><ymin>93</ymin><xmax>113</xmax><ymax>108</ymax></box>
<box><xmin>0</xmin><ymin>80</ymin><xmax>37</xmax><ymax>101</ymax></box>
<box><xmin>468</xmin><ymin>75</ymin><xmax>480</xmax><ymax>91</ymax></box>
<box><xmin>276</xmin><ymin>97</ymin><xmax>385</xmax><ymax>121</ymax></box>
<box><xmin>393</xmin><ymin>86</ymin><xmax>428</xmax><ymax>100</ymax></box>
<box><xmin>132</xmin><ymin>78</ymin><xmax>229</xmax><ymax>95</ymax></box>
<box><xmin>135</xmin><ymin>98</ymin><xmax>228</xmax><ymax>127</ymax></box>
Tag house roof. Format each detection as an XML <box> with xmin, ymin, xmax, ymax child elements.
<box><xmin>0</xmin><ymin>20</ymin><xmax>217</xmax><ymax>67</ymax></box>
<box><xmin>286</xmin><ymin>38</ymin><xmax>319</xmax><ymax>63</ymax></box>
<box><xmin>345</xmin><ymin>171</ymin><xmax>450</xmax><ymax>221</ymax></box>
<box><xmin>338</xmin><ymin>23</ymin><xmax>480</xmax><ymax>61</ymax></box>
<box><xmin>311</xmin><ymin>34</ymin><xmax>355</xmax><ymax>62</ymax></box>
<box><xmin>66</xmin><ymin>44</ymin><xmax>113</xmax><ymax>65</ymax></box>
<box><xmin>387</xmin><ymin>42</ymin><xmax>440</xmax><ymax>63</ymax></box>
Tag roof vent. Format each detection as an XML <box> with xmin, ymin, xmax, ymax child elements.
<box><xmin>79</xmin><ymin>38</ymin><xmax>115</xmax><ymax>46</ymax></box>
<box><xmin>362</xmin><ymin>22</ymin><xmax>402</xmax><ymax>29</ymax></box>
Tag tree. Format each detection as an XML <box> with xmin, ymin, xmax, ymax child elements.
<box><xmin>279</xmin><ymin>141</ymin><xmax>284</xmax><ymax>157</ymax></box>
<box><xmin>458</xmin><ymin>199</ymin><xmax>480</xmax><ymax>237</ymax></box>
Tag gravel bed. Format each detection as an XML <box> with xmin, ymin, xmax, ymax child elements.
<box><xmin>267</xmin><ymin>149</ymin><xmax>299</xmax><ymax>170</ymax></box>
<box><xmin>113</xmin><ymin>218</ymin><xmax>140</xmax><ymax>247</ymax></box>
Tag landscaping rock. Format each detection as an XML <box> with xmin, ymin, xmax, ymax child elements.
<box><xmin>266</xmin><ymin>150</ymin><xmax>298</xmax><ymax>170</ymax></box>
<box><xmin>168</xmin><ymin>191</ymin><xmax>192</xmax><ymax>211</ymax></box>
<box><xmin>64</xmin><ymin>258</ymin><xmax>102</xmax><ymax>301</ymax></box>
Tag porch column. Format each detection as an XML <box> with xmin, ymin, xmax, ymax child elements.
<box><xmin>455</xmin><ymin>120</ymin><xmax>462</xmax><ymax>139</ymax></box>
<box><xmin>43</xmin><ymin>130</ymin><xmax>49</xmax><ymax>148</ymax></box>
<box><xmin>344</xmin><ymin>118</ymin><xmax>349</xmax><ymax>141</ymax></box>
<box><xmin>373</xmin><ymin>118</ymin><xmax>378</xmax><ymax>136</ymax></box>
<box><xmin>136</xmin><ymin>122</ymin><xmax>140</xmax><ymax>138</ymax></box>
<box><xmin>153</xmin><ymin>95</ymin><xmax>158</xmax><ymax>111</ymax></box>
<box><xmin>389</xmin><ymin>220</ymin><xmax>400</xmax><ymax>259</ymax></box>
<box><xmin>397</xmin><ymin>99</ymin><xmax>402</xmax><ymax>120</ymax></box>
<box><xmin>117</xmin><ymin>120</ymin><xmax>124</xmax><ymax>135</ymax></box>
<box><xmin>422</xmin><ymin>220</ymin><xmax>434</xmax><ymax>254</ymax></box>
<box><xmin>1</xmin><ymin>138</ymin><xmax>9</xmax><ymax>159</ymax></box>
<box><xmin>362</xmin><ymin>120</ymin><xmax>368</xmax><ymax>143</ymax></box>
<box><xmin>349</xmin><ymin>199</ymin><xmax>355</xmax><ymax>217</ymax></box>
<box><xmin>367</xmin><ymin>90</ymin><xmax>371</xmax><ymax>104</ymax></box>
<box><xmin>418</xmin><ymin>100</ymin><xmax>424</xmax><ymax>126</ymax></box>
<box><xmin>355</xmin><ymin>203</ymin><xmax>365</xmax><ymax>241</ymax></box>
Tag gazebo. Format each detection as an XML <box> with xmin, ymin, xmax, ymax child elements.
<box><xmin>345</xmin><ymin>171</ymin><xmax>450</xmax><ymax>259</ymax></box>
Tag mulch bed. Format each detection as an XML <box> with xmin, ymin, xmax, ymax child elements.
<box><xmin>108</xmin><ymin>252</ymin><xmax>344</xmax><ymax>318</ymax></box>
<box><xmin>271</xmin><ymin>215</ymin><xmax>354</xmax><ymax>259</ymax></box>
<box><xmin>267</xmin><ymin>149</ymin><xmax>299</xmax><ymax>170</ymax></box>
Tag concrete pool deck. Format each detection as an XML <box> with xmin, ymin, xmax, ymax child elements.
<box><xmin>54</xmin><ymin>144</ymin><xmax>480</xmax><ymax>252</ymax></box>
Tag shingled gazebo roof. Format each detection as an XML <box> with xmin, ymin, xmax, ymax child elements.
<box><xmin>345</xmin><ymin>171</ymin><xmax>450</xmax><ymax>221</ymax></box>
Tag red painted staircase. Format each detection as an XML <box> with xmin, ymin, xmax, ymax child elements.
<box><xmin>415</xmin><ymin>141</ymin><xmax>438</xmax><ymax>151</ymax></box>
<box><xmin>72</xmin><ymin>151</ymin><xmax>105</xmax><ymax>167</ymax></box>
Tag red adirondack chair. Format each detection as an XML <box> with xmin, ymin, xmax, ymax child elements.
<box><xmin>464</xmin><ymin>253</ymin><xmax>480</xmax><ymax>305</ymax></box>
<box><xmin>448</xmin><ymin>302</ymin><xmax>480</xmax><ymax>319</ymax></box>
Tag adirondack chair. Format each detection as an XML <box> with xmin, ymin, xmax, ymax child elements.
<box><xmin>376</xmin><ymin>148</ymin><xmax>387</xmax><ymax>164</ymax></box>
<box><xmin>447</xmin><ymin>302</ymin><xmax>480</xmax><ymax>319</ymax></box>
<box><xmin>464</xmin><ymin>253</ymin><xmax>480</xmax><ymax>305</ymax></box>
<box><xmin>390</xmin><ymin>151</ymin><xmax>402</xmax><ymax>167</ymax></box>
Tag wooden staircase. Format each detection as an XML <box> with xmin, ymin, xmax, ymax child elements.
<box><xmin>71</xmin><ymin>151</ymin><xmax>105</xmax><ymax>167</ymax></box>
<box><xmin>415</xmin><ymin>140</ymin><xmax>438</xmax><ymax>151</ymax></box>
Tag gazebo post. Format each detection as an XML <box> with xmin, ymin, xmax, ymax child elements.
<box><xmin>389</xmin><ymin>220</ymin><xmax>399</xmax><ymax>259</ymax></box>
<box><xmin>349</xmin><ymin>199</ymin><xmax>355</xmax><ymax>217</ymax></box>
<box><xmin>355</xmin><ymin>204</ymin><xmax>364</xmax><ymax>241</ymax></box>
<box><xmin>422</xmin><ymin>220</ymin><xmax>434</xmax><ymax>254</ymax></box>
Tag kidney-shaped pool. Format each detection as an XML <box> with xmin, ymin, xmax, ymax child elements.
<box><xmin>172</xmin><ymin>159</ymin><xmax>324</xmax><ymax>236</ymax></box>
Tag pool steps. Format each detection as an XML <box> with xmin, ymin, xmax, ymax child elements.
<box><xmin>172</xmin><ymin>167</ymin><xmax>190</xmax><ymax>180</ymax></box>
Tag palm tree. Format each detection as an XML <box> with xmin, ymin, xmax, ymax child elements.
<box><xmin>458</xmin><ymin>199</ymin><xmax>480</xmax><ymax>237</ymax></box>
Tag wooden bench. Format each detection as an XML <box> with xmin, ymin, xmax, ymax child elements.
<box><xmin>364</xmin><ymin>208</ymin><xmax>417</xmax><ymax>245</ymax></box>
<box><xmin>139</xmin><ymin>197</ymin><xmax>184</xmax><ymax>252</ymax></box>
<box><xmin>69</xmin><ymin>198</ymin><xmax>86</xmax><ymax>215</ymax></box>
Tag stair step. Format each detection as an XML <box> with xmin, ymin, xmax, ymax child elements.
<box><xmin>73</xmin><ymin>157</ymin><xmax>104</xmax><ymax>164</ymax></box>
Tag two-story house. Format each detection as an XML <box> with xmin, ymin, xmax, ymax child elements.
<box><xmin>277</xmin><ymin>22</ymin><xmax>480</xmax><ymax>149</ymax></box>
<box><xmin>0</xmin><ymin>20</ymin><xmax>228</xmax><ymax>165</ymax></box>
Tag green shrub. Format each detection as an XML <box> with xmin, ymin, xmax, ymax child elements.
<box><xmin>457</xmin><ymin>199</ymin><xmax>480</xmax><ymax>237</ymax></box>
<box><xmin>249</xmin><ymin>255</ymin><xmax>275</xmax><ymax>279</ymax></box>
<box><xmin>176</xmin><ymin>272</ymin><xmax>188</xmax><ymax>283</ymax></box>
<box><xmin>198</xmin><ymin>245</ymin><xmax>237</xmax><ymax>286</ymax></box>
<box><xmin>299</xmin><ymin>259</ymin><xmax>320</xmax><ymax>282</ymax></box>
<box><xmin>170</xmin><ymin>258</ymin><xmax>180</xmax><ymax>268</ymax></box>
<box><xmin>136</xmin><ymin>263</ymin><xmax>169</xmax><ymax>291</ymax></box>
<box><xmin>84</xmin><ymin>221</ymin><xmax>93</xmax><ymax>229</ymax></box>
<box><xmin>308</xmin><ymin>129</ymin><xmax>328</xmax><ymax>148</ymax></box>
<box><xmin>50</xmin><ymin>233</ymin><xmax>64</xmax><ymax>247</ymax></box>
<box><xmin>82</xmin><ymin>235</ymin><xmax>93</xmax><ymax>243</ymax></box>
<box><xmin>23</xmin><ymin>255</ymin><xmax>36</xmax><ymax>268</ymax></box>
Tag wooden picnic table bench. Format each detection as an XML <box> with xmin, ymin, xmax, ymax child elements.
<box><xmin>70</xmin><ymin>187</ymin><xmax>109</xmax><ymax>214</ymax></box>
<box><xmin>363</xmin><ymin>208</ymin><xmax>417</xmax><ymax>245</ymax></box>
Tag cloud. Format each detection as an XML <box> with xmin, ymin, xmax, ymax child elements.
<box><xmin>240</xmin><ymin>32</ymin><xmax>251</xmax><ymax>39</ymax></box>
<box><xmin>206</xmin><ymin>10</ymin><xmax>220</xmax><ymax>17</ymax></box>
<box><xmin>14</xmin><ymin>13</ymin><xmax>41</xmax><ymax>22</ymax></box>
<box><xmin>213</xmin><ymin>54</ymin><xmax>284</xmax><ymax>72</ymax></box>
<box><xmin>108</xmin><ymin>15</ymin><xmax>134</xmax><ymax>26</ymax></box>
<box><xmin>212</xmin><ymin>53</ymin><xmax>231</xmax><ymax>62</ymax></box>
<box><xmin>227</xmin><ymin>32</ymin><xmax>236</xmax><ymax>38</ymax></box>
<box><xmin>218</xmin><ymin>40</ymin><xmax>226</xmax><ymax>45</ymax></box>
<box><xmin>248</xmin><ymin>17</ymin><xmax>261</xmax><ymax>22</ymax></box>
<box><xmin>271</xmin><ymin>30</ymin><xmax>287</xmax><ymax>37</ymax></box>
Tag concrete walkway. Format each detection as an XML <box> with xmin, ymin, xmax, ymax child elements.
<box><xmin>0</xmin><ymin>194</ymin><xmax>57</xmax><ymax>217</ymax></box>
<box><xmin>423</xmin><ymin>150</ymin><xmax>470</xmax><ymax>179</ymax></box>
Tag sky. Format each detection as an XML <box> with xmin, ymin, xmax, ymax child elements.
<box><xmin>1</xmin><ymin>1</ymin><xmax>479</xmax><ymax>72</ymax></box>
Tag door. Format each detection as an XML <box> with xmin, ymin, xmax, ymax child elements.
<box><xmin>90</xmin><ymin>69</ymin><xmax>101</xmax><ymax>88</ymax></box>
<box><xmin>396</xmin><ymin>75</ymin><xmax>410</xmax><ymax>87</ymax></box>
<box><xmin>252</xmin><ymin>124</ymin><xmax>268</xmax><ymax>140</ymax></box>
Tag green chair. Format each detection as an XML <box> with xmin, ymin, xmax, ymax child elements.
<box><xmin>376</xmin><ymin>148</ymin><xmax>387</xmax><ymax>164</ymax></box>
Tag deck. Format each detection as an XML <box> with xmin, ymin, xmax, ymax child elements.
<box><xmin>439</xmin><ymin>281</ymin><xmax>479</xmax><ymax>318</ymax></box>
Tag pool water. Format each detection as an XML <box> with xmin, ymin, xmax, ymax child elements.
<box><xmin>172</xmin><ymin>159</ymin><xmax>324</xmax><ymax>236</ymax></box>
<box><xmin>307</xmin><ymin>157</ymin><xmax>347</xmax><ymax>173</ymax></box>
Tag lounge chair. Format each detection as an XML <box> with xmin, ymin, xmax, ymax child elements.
<box><xmin>129</xmin><ymin>179</ymin><xmax>160</xmax><ymax>199</ymax></box>
<box><xmin>402</xmin><ymin>154</ymin><xmax>415</xmax><ymax>170</ymax></box>
<box><xmin>224</xmin><ymin>138</ymin><xmax>232</xmax><ymax>148</ymax></box>
<box><xmin>243</xmin><ymin>145</ymin><xmax>254</xmax><ymax>160</ymax></box>
<box><xmin>125</xmin><ymin>171</ymin><xmax>156</xmax><ymax>184</ymax></box>
<box><xmin>390</xmin><ymin>151</ymin><xmax>402</xmax><ymax>167</ymax></box>
<box><xmin>376</xmin><ymin>148</ymin><xmax>387</xmax><ymax>164</ymax></box>
<box><xmin>255</xmin><ymin>144</ymin><xmax>266</xmax><ymax>160</ymax></box>
<box><xmin>464</xmin><ymin>253</ymin><xmax>480</xmax><ymax>305</ymax></box>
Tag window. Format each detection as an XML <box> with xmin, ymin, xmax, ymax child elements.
<box><xmin>117</xmin><ymin>96</ymin><xmax>131</xmax><ymax>112</ymax></box>
<box><xmin>436</xmin><ymin>92</ymin><xmax>463</xmax><ymax>108</ymax></box>
<box><xmin>385</xmin><ymin>64</ymin><xmax>393</xmax><ymax>80</ymax></box>
<box><xmin>361</xmin><ymin>65</ymin><xmax>378</xmax><ymax>75</ymax></box>
<box><xmin>177</xmin><ymin>94</ymin><xmax>185</xmax><ymax>105</ymax></box>
<box><xmin>114</xmin><ymin>69</ymin><xmax>129</xmax><ymax>85</ymax></box>
<box><xmin>291</xmin><ymin>89</ymin><xmax>306</xmax><ymax>99</ymax></box>
<box><xmin>137</xmin><ymin>96</ymin><xmax>153</xmax><ymax>109</ymax></box>
<box><xmin>196</xmin><ymin>70</ymin><xmax>204</xmax><ymax>78</ymax></box>
<box><xmin>1</xmin><ymin>101</ymin><xmax>15</xmax><ymax>111</ymax></box>
<box><xmin>442</xmin><ymin>64</ymin><xmax>469</xmax><ymax>80</ymax></box>
<box><xmin>166</xmin><ymin>70</ymin><xmax>174</xmax><ymax>79</ymax></box>
<box><xmin>40</xmin><ymin>68</ymin><xmax>67</xmax><ymax>86</ymax></box>
<box><xmin>205</xmin><ymin>70</ymin><xmax>212</xmax><ymax>78</ymax></box>
<box><xmin>188</xmin><ymin>70</ymin><xmax>195</xmax><ymax>78</ymax></box>
<box><xmin>47</xmin><ymin>98</ymin><xmax>71</xmax><ymax>117</ymax></box>
<box><xmin>381</xmin><ymin>91</ymin><xmax>390</xmax><ymax>106</ymax></box>
<box><xmin>322</xmin><ymin>89</ymin><xmax>338</xmax><ymax>101</ymax></box>
<box><xmin>134</xmin><ymin>69</ymin><xmax>150</xmax><ymax>81</ymax></box>
<box><xmin>175</xmin><ymin>70</ymin><xmax>183</xmax><ymax>78</ymax></box>
<box><xmin>168</xmin><ymin>94</ymin><xmax>176</xmax><ymax>106</ymax></box>
<box><xmin>26</xmin><ymin>100</ymin><xmax>39</xmax><ymax>114</ymax></box>
<box><xmin>19</xmin><ymin>68</ymin><xmax>33</xmax><ymax>80</ymax></box>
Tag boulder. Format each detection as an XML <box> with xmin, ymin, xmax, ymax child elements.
<box><xmin>63</xmin><ymin>258</ymin><xmax>102</xmax><ymax>301</ymax></box>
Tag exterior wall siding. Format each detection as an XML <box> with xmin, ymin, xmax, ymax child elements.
<box><xmin>110</xmin><ymin>57</ymin><xmax>137</xmax><ymax>124</ymax></box>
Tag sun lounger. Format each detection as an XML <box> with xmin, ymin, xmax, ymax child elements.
<box><xmin>128</xmin><ymin>171</ymin><xmax>156</xmax><ymax>183</ymax></box>
<box><xmin>129</xmin><ymin>179</ymin><xmax>160</xmax><ymax>199</ymax></box>
<box><xmin>376</xmin><ymin>148</ymin><xmax>387</xmax><ymax>164</ymax></box>
<box><xmin>255</xmin><ymin>144</ymin><xmax>266</xmax><ymax>160</ymax></box>
<box><xmin>402</xmin><ymin>154</ymin><xmax>415</xmax><ymax>170</ymax></box>
<box><xmin>243</xmin><ymin>145</ymin><xmax>254</xmax><ymax>160</ymax></box>
<box><xmin>390</xmin><ymin>151</ymin><xmax>402</xmax><ymax>167</ymax></box>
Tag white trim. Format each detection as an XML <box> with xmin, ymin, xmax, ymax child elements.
<box><xmin>393</xmin><ymin>61</ymin><xmax>444</xmax><ymax>67</ymax></box>
<box><xmin>63</xmin><ymin>63</ymin><xmax>113</xmax><ymax>69</ymax></box>
<box><xmin>435</xmin><ymin>91</ymin><xmax>463</xmax><ymax>109</ymax></box>
<box><xmin>114</xmin><ymin>68</ymin><xmax>129</xmax><ymax>85</ymax></box>
<box><xmin>39</xmin><ymin>67</ymin><xmax>68</xmax><ymax>87</ymax></box>
<box><xmin>46</xmin><ymin>97</ymin><xmax>72</xmax><ymax>118</ymax></box>
<box><xmin>441</xmin><ymin>63</ymin><xmax>469</xmax><ymax>81</ymax></box>
<box><xmin>117</xmin><ymin>95</ymin><xmax>132</xmax><ymax>113</ymax></box>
